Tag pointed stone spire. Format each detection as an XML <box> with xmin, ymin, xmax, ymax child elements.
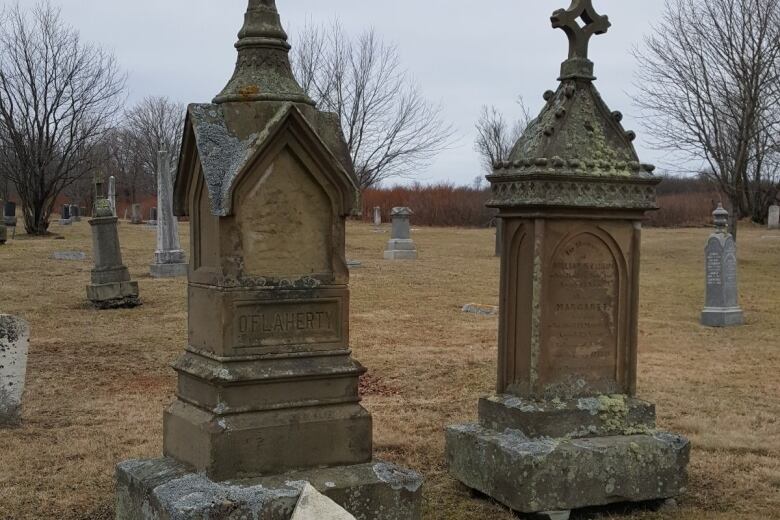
<box><xmin>214</xmin><ymin>0</ymin><xmax>313</xmax><ymax>105</ymax></box>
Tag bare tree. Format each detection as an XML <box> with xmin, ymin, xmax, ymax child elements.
<box><xmin>474</xmin><ymin>100</ymin><xmax>531</xmax><ymax>175</ymax></box>
<box><xmin>633</xmin><ymin>0</ymin><xmax>780</xmax><ymax>234</ymax></box>
<box><xmin>0</xmin><ymin>2</ymin><xmax>125</xmax><ymax>234</ymax></box>
<box><xmin>291</xmin><ymin>21</ymin><xmax>454</xmax><ymax>189</ymax></box>
<box><xmin>124</xmin><ymin>96</ymin><xmax>185</xmax><ymax>178</ymax></box>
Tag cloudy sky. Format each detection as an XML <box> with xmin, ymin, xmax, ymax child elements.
<box><xmin>56</xmin><ymin>0</ymin><xmax>671</xmax><ymax>186</ymax></box>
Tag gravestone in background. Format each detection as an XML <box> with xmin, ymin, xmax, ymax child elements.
<box><xmin>0</xmin><ymin>315</ymin><xmax>30</xmax><ymax>427</ymax></box>
<box><xmin>115</xmin><ymin>1</ymin><xmax>422</xmax><ymax>518</ymax></box>
<box><xmin>384</xmin><ymin>207</ymin><xmax>417</xmax><ymax>259</ymax></box>
<box><xmin>130</xmin><ymin>204</ymin><xmax>143</xmax><ymax>224</ymax></box>
<box><xmin>70</xmin><ymin>205</ymin><xmax>81</xmax><ymax>222</ymax></box>
<box><xmin>108</xmin><ymin>176</ymin><xmax>117</xmax><ymax>217</ymax></box>
<box><xmin>148</xmin><ymin>207</ymin><xmax>157</xmax><ymax>225</ymax></box>
<box><xmin>150</xmin><ymin>150</ymin><xmax>187</xmax><ymax>278</ymax></box>
<box><xmin>373</xmin><ymin>206</ymin><xmax>382</xmax><ymax>226</ymax></box>
<box><xmin>769</xmin><ymin>205</ymin><xmax>779</xmax><ymax>230</ymax></box>
<box><xmin>59</xmin><ymin>204</ymin><xmax>71</xmax><ymax>225</ymax></box>
<box><xmin>445</xmin><ymin>2</ymin><xmax>690</xmax><ymax>518</ymax></box>
<box><xmin>86</xmin><ymin>199</ymin><xmax>140</xmax><ymax>309</ymax></box>
<box><xmin>701</xmin><ymin>204</ymin><xmax>744</xmax><ymax>327</ymax></box>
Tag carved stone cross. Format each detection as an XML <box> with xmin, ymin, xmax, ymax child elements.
<box><xmin>551</xmin><ymin>0</ymin><xmax>611</xmax><ymax>60</ymax></box>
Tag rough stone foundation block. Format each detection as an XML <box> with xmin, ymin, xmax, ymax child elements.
<box><xmin>116</xmin><ymin>458</ymin><xmax>423</xmax><ymax>520</ymax></box>
<box><xmin>86</xmin><ymin>281</ymin><xmax>140</xmax><ymax>309</ymax></box>
<box><xmin>479</xmin><ymin>394</ymin><xmax>656</xmax><ymax>439</ymax></box>
<box><xmin>445</xmin><ymin>423</ymin><xmax>689</xmax><ymax>515</ymax></box>
<box><xmin>700</xmin><ymin>307</ymin><xmax>744</xmax><ymax>327</ymax></box>
<box><xmin>150</xmin><ymin>262</ymin><xmax>188</xmax><ymax>278</ymax></box>
<box><xmin>163</xmin><ymin>401</ymin><xmax>373</xmax><ymax>481</ymax></box>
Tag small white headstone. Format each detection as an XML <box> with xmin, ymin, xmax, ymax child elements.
<box><xmin>0</xmin><ymin>315</ymin><xmax>30</xmax><ymax>426</ymax></box>
<box><xmin>291</xmin><ymin>483</ymin><xmax>355</xmax><ymax>520</ymax></box>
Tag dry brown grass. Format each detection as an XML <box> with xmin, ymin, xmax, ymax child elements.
<box><xmin>0</xmin><ymin>220</ymin><xmax>778</xmax><ymax>520</ymax></box>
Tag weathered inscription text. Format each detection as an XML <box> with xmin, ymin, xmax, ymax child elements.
<box><xmin>234</xmin><ymin>300</ymin><xmax>341</xmax><ymax>349</ymax></box>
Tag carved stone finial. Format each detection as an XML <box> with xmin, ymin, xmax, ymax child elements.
<box><xmin>713</xmin><ymin>203</ymin><xmax>729</xmax><ymax>233</ymax></box>
<box><xmin>213</xmin><ymin>0</ymin><xmax>312</xmax><ymax>105</ymax></box>
<box><xmin>551</xmin><ymin>0</ymin><xmax>611</xmax><ymax>79</ymax></box>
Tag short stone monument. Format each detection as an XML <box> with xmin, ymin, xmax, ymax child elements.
<box><xmin>59</xmin><ymin>204</ymin><xmax>72</xmax><ymax>225</ymax></box>
<box><xmin>445</xmin><ymin>2</ymin><xmax>690</xmax><ymax>518</ymax></box>
<box><xmin>0</xmin><ymin>315</ymin><xmax>30</xmax><ymax>427</ymax></box>
<box><xmin>115</xmin><ymin>2</ymin><xmax>422</xmax><ymax>519</ymax></box>
<box><xmin>130</xmin><ymin>203</ymin><xmax>143</xmax><ymax>224</ymax></box>
<box><xmin>70</xmin><ymin>204</ymin><xmax>81</xmax><ymax>222</ymax></box>
<box><xmin>86</xmin><ymin>199</ymin><xmax>140</xmax><ymax>309</ymax></box>
<box><xmin>108</xmin><ymin>176</ymin><xmax>117</xmax><ymax>217</ymax></box>
<box><xmin>701</xmin><ymin>204</ymin><xmax>744</xmax><ymax>327</ymax></box>
<box><xmin>148</xmin><ymin>207</ymin><xmax>157</xmax><ymax>225</ymax></box>
<box><xmin>384</xmin><ymin>207</ymin><xmax>417</xmax><ymax>259</ymax></box>
<box><xmin>150</xmin><ymin>150</ymin><xmax>187</xmax><ymax>278</ymax></box>
<box><xmin>373</xmin><ymin>206</ymin><xmax>382</xmax><ymax>226</ymax></box>
<box><xmin>769</xmin><ymin>205</ymin><xmax>779</xmax><ymax>230</ymax></box>
<box><xmin>3</xmin><ymin>201</ymin><xmax>16</xmax><ymax>240</ymax></box>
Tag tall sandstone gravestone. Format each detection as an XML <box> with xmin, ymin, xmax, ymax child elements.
<box><xmin>445</xmin><ymin>2</ymin><xmax>690</xmax><ymax>518</ymax></box>
<box><xmin>150</xmin><ymin>151</ymin><xmax>188</xmax><ymax>278</ymax></box>
<box><xmin>115</xmin><ymin>2</ymin><xmax>423</xmax><ymax>519</ymax></box>
<box><xmin>701</xmin><ymin>204</ymin><xmax>744</xmax><ymax>327</ymax></box>
<box><xmin>0</xmin><ymin>315</ymin><xmax>29</xmax><ymax>427</ymax></box>
<box><xmin>87</xmin><ymin>199</ymin><xmax>141</xmax><ymax>309</ymax></box>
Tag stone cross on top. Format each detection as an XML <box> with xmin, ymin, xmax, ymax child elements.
<box><xmin>551</xmin><ymin>0</ymin><xmax>611</xmax><ymax>61</ymax></box>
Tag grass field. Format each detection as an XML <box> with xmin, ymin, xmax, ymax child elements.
<box><xmin>0</xmin><ymin>220</ymin><xmax>778</xmax><ymax>520</ymax></box>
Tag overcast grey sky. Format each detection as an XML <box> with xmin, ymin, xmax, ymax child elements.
<box><xmin>56</xmin><ymin>0</ymin><xmax>670</xmax><ymax>186</ymax></box>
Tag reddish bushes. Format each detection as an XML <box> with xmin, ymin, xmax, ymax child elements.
<box><xmin>361</xmin><ymin>176</ymin><xmax>723</xmax><ymax>229</ymax></box>
<box><xmin>361</xmin><ymin>183</ymin><xmax>495</xmax><ymax>228</ymax></box>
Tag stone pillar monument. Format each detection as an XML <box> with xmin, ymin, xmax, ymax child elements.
<box><xmin>115</xmin><ymin>2</ymin><xmax>422</xmax><ymax>518</ymax></box>
<box><xmin>373</xmin><ymin>206</ymin><xmax>382</xmax><ymax>226</ymax></box>
<box><xmin>0</xmin><ymin>315</ymin><xmax>29</xmax><ymax>427</ymax></box>
<box><xmin>108</xmin><ymin>176</ymin><xmax>117</xmax><ymax>217</ymax></box>
<box><xmin>701</xmin><ymin>204</ymin><xmax>744</xmax><ymax>327</ymax></box>
<box><xmin>769</xmin><ymin>204</ymin><xmax>779</xmax><ymax>230</ymax></box>
<box><xmin>86</xmin><ymin>199</ymin><xmax>141</xmax><ymax>309</ymax></box>
<box><xmin>384</xmin><ymin>207</ymin><xmax>417</xmax><ymax>259</ymax></box>
<box><xmin>445</xmin><ymin>2</ymin><xmax>689</xmax><ymax>518</ymax></box>
<box><xmin>150</xmin><ymin>151</ymin><xmax>188</xmax><ymax>278</ymax></box>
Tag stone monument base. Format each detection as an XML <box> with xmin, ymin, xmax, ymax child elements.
<box><xmin>700</xmin><ymin>306</ymin><xmax>744</xmax><ymax>327</ymax></box>
<box><xmin>384</xmin><ymin>239</ymin><xmax>417</xmax><ymax>260</ymax></box>
<box><xmin>150</xmin><ymin>263</ymin><xmax>188</xmax><ymax>278</ymax></box>
<box><xmin>445</xmin><ymin>395</ymin><xmax>690</xmax><ymax>519</ymax></box>
<box><xmin>150</xmin><ymin>250</ymin><xmax>187</xmax><ymax>278</ymax></box>
<box><xmin>87</xmin><ymin>281</ymin><xmax>141</xmax><ymax>309</ymax></box>
<box><xmin>116</xmin><ymin>458</ymin><xmax>423</xmax><ymax>520</ymax></box>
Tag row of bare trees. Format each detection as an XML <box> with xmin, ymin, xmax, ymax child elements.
<box><xmin>0</xmin><ymin>2</ymin><xmax>185</xmax><ymax>234</ymax></box>
<box><xmin>474</xmin><ymin>0</ymin><xmax>780</xmax><ymax>236</ymax></box>
<box><xmin>0</xmin><ymin>3</ymin><xmax>452</xmax><ymax>234</ymax></box>
<box><xmin>635</xmin><ymin>0</ymin><xmax>780</xmax><ymax>234</ymax></box>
